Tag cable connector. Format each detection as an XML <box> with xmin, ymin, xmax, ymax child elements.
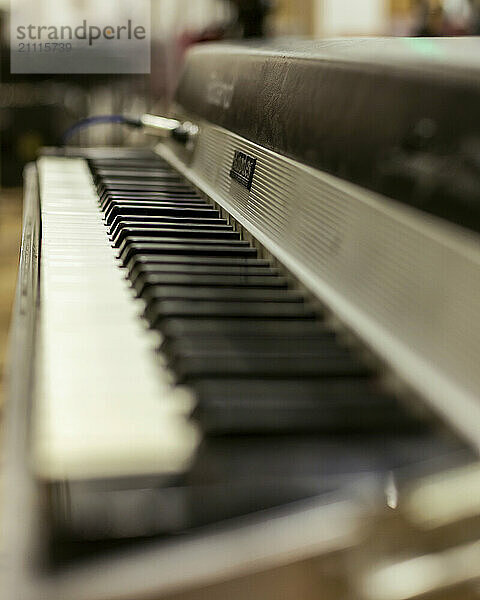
<box><xmin>140</xmin><ymin>114</ymin><xmax>199</xmax><ymax>146</ymax></box>
<box><xmin>62</xmin><ymin>113</ymin><xmax>199</xmax><ymax>147</ymax></box>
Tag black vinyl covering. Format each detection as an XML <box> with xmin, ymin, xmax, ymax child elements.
<box><xmin>174</xmin><ymin>38</ymin><xmax>480</xmax><ymax>233</ymax></box>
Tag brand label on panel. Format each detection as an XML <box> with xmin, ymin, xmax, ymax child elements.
<box><xmin>230</xmin><ymin>150</ymin><xmax>256</xmax><ymax>190</ymax></box>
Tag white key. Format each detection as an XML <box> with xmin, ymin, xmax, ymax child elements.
<box><xmin>33</xmin><ymin>157</ymin><xmax>199</xmax><ymax>480</ymax></box>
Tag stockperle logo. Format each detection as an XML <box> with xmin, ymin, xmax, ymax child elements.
<box><xmin>10</xmin><ymin>0</ymin><xmax>151</xmax><ymax>74</ymax></box>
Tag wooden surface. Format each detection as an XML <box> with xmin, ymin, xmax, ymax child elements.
<box><xmin>0</xmin><ymin>189</ymin><xmax>23</xmax><ymax>410</ymax></box>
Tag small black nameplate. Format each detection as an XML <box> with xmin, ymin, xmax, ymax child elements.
<box><xmin>230</xmin><ymin>150</ymin><xmax>256</xmax><ymax>190</ymax></box>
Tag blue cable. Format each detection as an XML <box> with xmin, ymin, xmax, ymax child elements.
<box><xmin>62</xmin><ymin>114</ymin><xmax>142</xmax><ymax>145</ymax></box>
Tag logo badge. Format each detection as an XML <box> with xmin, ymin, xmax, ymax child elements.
<box><xmin>230</xmin><ymin>150</ymin><xmax>256</xmax><ymax>191</ymax></box>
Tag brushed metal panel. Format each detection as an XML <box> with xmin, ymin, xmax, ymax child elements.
<box><xmin>159</xmin><ymin>123</ymin><xmax>480</xmax><ymax>451</ymax></box>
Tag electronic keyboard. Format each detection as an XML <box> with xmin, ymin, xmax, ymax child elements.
<box><xmin>4</xmin><ymin>38</ymin><xmax>480</xmax><ymax>600</ymax></box>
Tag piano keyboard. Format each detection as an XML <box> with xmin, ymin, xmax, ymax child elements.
<box><xmin>93</xmin><ymin>155</ymin><xmax>421</xmax><ymax>433</ymax></box>
<box><xmin>35</xmin><ymin>151</ymin><xmax>469</xmax><ymax>562</ymax></box>
<box><xmin>5</xmin><ymin>39</ymin><xmax>480</xmax><ymax>600</ymax></box>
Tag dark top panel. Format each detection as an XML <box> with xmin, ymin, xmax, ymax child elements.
<box><xmin>174</xmin><ymin>38</ymin><xmax>480</xmax><ymax>233</ymax></box>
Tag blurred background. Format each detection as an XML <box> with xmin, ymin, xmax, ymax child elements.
<box><xmin>0</xmin><ymin>0</ymin><xmax>480</xmax><ymax>406</ymax></box>
<box><xmin>2</xmin><ymin>0</ymin><xmax>480</xmax><ymax>187</ymax></box>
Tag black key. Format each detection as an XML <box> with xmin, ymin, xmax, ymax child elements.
<box><xmin>98</xmin><ymin>182</ymin><xmax>194</xmax><ymax>194</ymax></box>
<box><xmin>103</xmin><ymin>201</ymin><xmax>211</xmax><ymax>218</ymax></box>
<box><xmin>190</xmin><ymin>379</ymin><xmax>422</xmax><ymax>434</ymax></box>
<box><xmin>96</xmin><ymin>178</ymin><xmax>186</xmax><ymax>191</ymax></box>
<box><xmin>162</xmin><ymin>336</ymin><xmax>339</xmax><ymax>357</ymax></box>
<box><xmin>99</xmin><ymin>192</ymin><xmax>205</xmax><ymax>211</ymax></box>
<box><xmin>99</xmin><ymin>183</ymin><xmax>195</xmax><ymax>193</ymax></box>
<box><xmin>127</xmin><ymin>255</ymin><xmax>270</xmax><ymax>278</ymax></box>
<box><xmin>120</xmin><ymin>243</ymin><xmax>257</xmax><ymax>265</ymax></box>
<box><xmin>98</xmin><ymin>178</ymin><xmax>193</xmax><ymax>189</ymax></box>
<box><xmin>99</xmin><ymin>191</ymin><xmax>204</xmax><ymax>202</ymax></box>
<box><xmin>130</xmin><ymin>263</ymin><xmax>279</xmax><ymax>284</ymax></box>
<box><xmin>168</xmin><ymin>350</ymin><xmax>369</xmax><ymax>382</ymax></box>
<box><xmin>160</xmin><ymin>318</ymin><xmax>328</xmax><ymax>339</ymax></box>
<box><xmin>100</xmin><ymin>195</ymin><xmax>205</xmax><ymax>210</ymax></box>
<box><xmin>120</xmin><ymin>236</ymin><xmax>250</xmax><ymax>250</ymax></box>
<box><xmin>100</xmin><ymin>190</ymin><xmax>202</xmax><ymax>206</ymax></box>
<box><xmin>100</xmin><ymin>191</ymin><xmax>204</xmax><ymax>207</ymax></box>
<box><xmin>108</xmin><ymin>216</ymin><xmax>230</xmax><ymax>236</ymax></box>
<box><xmin>112</xmin><ymin>227</ymin><xmax>240</xmax><ymax>248</ymax></box>
<box><xmin>94</xmin><ymin>168</ymin><xmax>182</xmax><ymax>180</ymax></box>
<box><xmin>98</xmin><ymin>177</ymin><xmax>186</xmax><ymax>188</ymax></box>
<box><xmin>142</xmin><ymin>285</ymin><xmax>303</xmax><ymax>304</ymax></box>
<box><xmin>147</xmin><ymin>300</ymin><xmax>315</xmax><ymax>327</ymax></box>
<box><xmin>99</xmin><ymin>186</ymin><xmax>200</xmax><ymax>196</ymax></box>
<box><xmin>133</xmin><ymin>274</ymin><xmax>286</xmax><ymax>296</ymax></box>
<box><xmin>118</xmin><ymin>236</ymin><xmax>252</xmax><ymax>264</ymax></box>
<box><xmin>90</xmin><ymin>159</ymin><xmax>167</xmax><ymax>169</ymax></box>
<box><xmin>112</xmin><ymin>224</ymin><xmax>235</xmax><ymax>245</ymax></box>
<box><xmin>91</xmin><ymin>163</ymin><xmax>171</xmax><ymax>170</ymax></box>
<box><xmin>105</xmin><ymin>205</ymin><xmax>220</xmax><ymax>226</ymax></box>
<box><xmin>104</xmin><ymin>202</ymin><xmax>220</xmax><ymax>223</ymax></box>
